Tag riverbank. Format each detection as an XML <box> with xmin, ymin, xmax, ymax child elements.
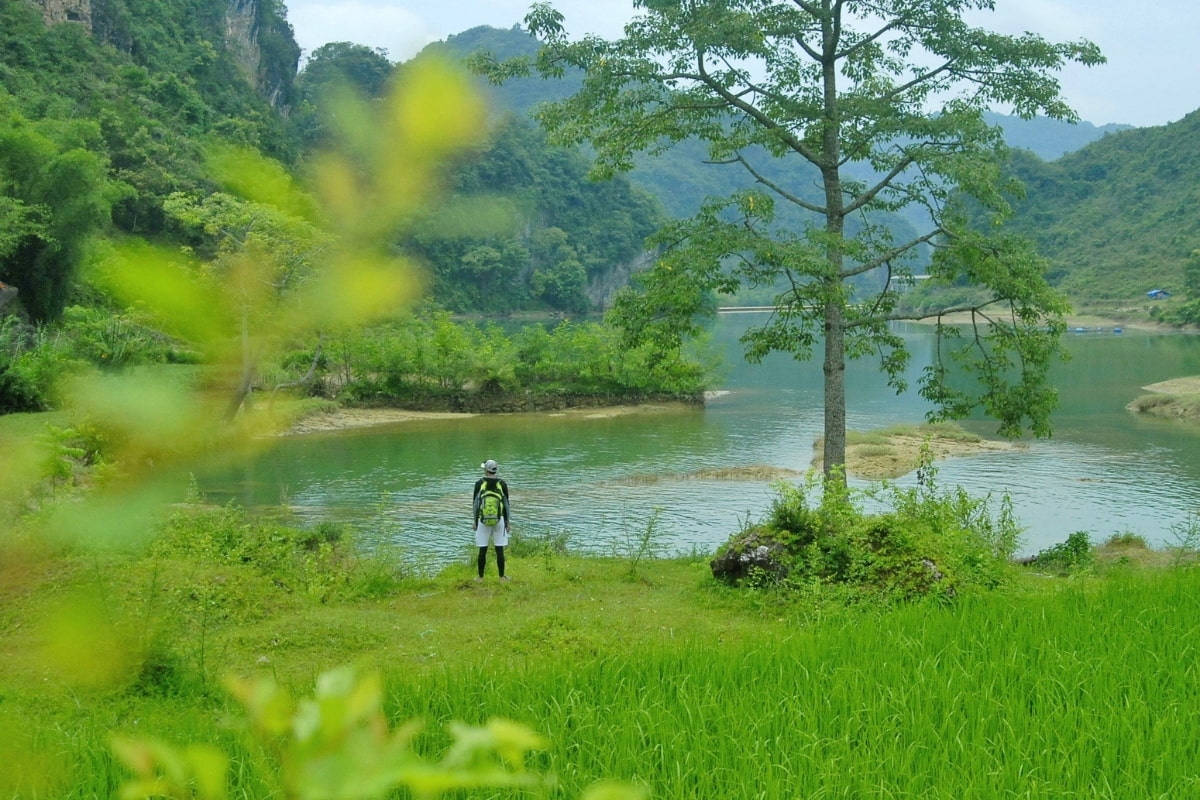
<box><xmin>915</xmin><ymin>310</ymin><xmax>1182</xmax><ymax>333</ymax></box>
<box><xmin>280</xmin><ymin>400</ymin><xmax>1016</xmax><ymax>481</ymax></box>
<box><xmin>280</xmin><ymin>398</ymin><xmax>705</xmax><ymax>435</ymax></box>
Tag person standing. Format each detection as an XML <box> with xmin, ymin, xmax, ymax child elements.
<box><xmin>473</xmin><ymin>459</ymin><xmax>510</xmax><ymax>581</ymax></box>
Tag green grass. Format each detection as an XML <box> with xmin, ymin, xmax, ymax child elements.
<box><xmin>2</xmin><ymin>525</ymin><xmax>1199</xmax><ymax>798</ymax></box>
<box><xmin>392</xmin><ymin>571</ymin><xmax>1200</xmax><ymax>799</ymax></box>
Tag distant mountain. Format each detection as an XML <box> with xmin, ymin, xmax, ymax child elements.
<box><xmin>434</xmin><ymin>27</ymin><xmax>1129</xmax><ymax>162</ymax></box>
<box><xmin>422</xmin><ymin>25</ymin><xmax>582</xmax><ymax>121</ymax></box>
<box><xmin>985</xmin><ymin>112</ymin><xmax>1132</xmax><ymax>161</ymax></box>
<box><xmin>996</xmin><ymin>111</ymin><xmax>1200</xmax><ymax>300</ymax></box>
<box><xmin>428</xmin><ymin>26</ymin><xmax>1199</xmax><ymax>305</ymax></box>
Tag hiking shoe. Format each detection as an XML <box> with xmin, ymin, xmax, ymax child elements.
<box><xmin>474</xmin><ymin>576</ymin><xmax>483</xmax><ymax>583</ymax></box>
<box><xmin>500</xmin><ymin>576</ymin><xmax>510</xmax><ymax>582</ymax></box>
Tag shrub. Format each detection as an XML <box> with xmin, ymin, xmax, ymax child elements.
<box><xmin>713</xmin><ymin>465</ymin><xmax>1021</xmax><ymax>601</ymax></box>
<box><xmin>150</xmin><ymin>499</ymin><xmax>404</xmax><ymax>605</ymax></box>
<box><xmin>0</xmin><ymin>317</ymin><xmax>77</xmax><ymax>412</ymax></box>
<box><xmin>1030</xmin><ymin>531</ymin><xmax>1093</xmax><ymax>575</ymax></box>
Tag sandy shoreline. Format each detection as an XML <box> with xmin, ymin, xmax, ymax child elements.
<box><xmin>282</xmin><ymin>400</ymin><xmax>705</xmax><ymax>435</ymax></box>
<box><xmin>1140</xmin><ymin>376</ymin><xmax>1200</xmax><ymax>395</ymax></box>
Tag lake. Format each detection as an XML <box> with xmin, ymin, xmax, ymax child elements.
<box><xmin>196</xmin><ymin>315</ymin><xmax>1200</xmax><ymax>567</ymax></box>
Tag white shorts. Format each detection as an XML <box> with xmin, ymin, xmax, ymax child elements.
<box><xmin>475</xmin><ymin>521</ymin><xmax>509</xmax><ymax>548</ymax></box>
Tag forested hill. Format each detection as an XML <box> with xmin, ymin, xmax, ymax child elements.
<box><xmin>0</xmin><ymin>0</ymin><xmax>664</xmax><ymax>319</ymax></box>
<box><xmin>437</xmin><ymin>25</ymin><xmax>1175</xmax><ymax>301</ymax></box>
<box><xmin>0</xmin><ymin>0</ymin><xmax>299</xmax><ymax>321</ymax></box>
<box><xmin>998</xmin><ymin>110</ymin><xmax>1200</xmax><ymax>301</ymax></box>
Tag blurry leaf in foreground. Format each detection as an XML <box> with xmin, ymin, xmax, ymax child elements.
<box><xmin>38</xmin><ymin>591</ymin><xmax>140</xmax><ymax>689</ymax></box>
<box><xmin>316</xmin><ymin>55</ymin><xmax>487</xmax><ymax>244</ymax></box>
<box><xmin>205</xmin><ymin>141</ymin><xmax>319</xmax><ymax>222</ymax></box>
<box><xmin>92</xmin><ymin>240</ymin><xmax>231</xmax><ymax>347</ymax></box>
<box><xmin>284</xmin><ymin>252</ymin><xmax>423</xmax><ymax>329</ymax></box>
<box><xmin>390</xmin><ymin>54</ymin><xmax>486</xmax><ymax>157</ymax></box>
<box><xmin>111</xmin><ymin>737</ymin><xmax>230</xmax><ymax>800</ymax></box>
<box><xmin>64</xmin><ymin>370</ymin><xmax>213</xmax><ymax>462</ymax></box>
<box><xmin>40</xmin><ymin>480</ymin><xmax>180</xmax><ymax>551</ymax></box>
<box><xmin>0</xmin><ymin>427</ymin><xmax>44</xmax><ymax>505</ymax></box>
<box><xmin>581</xmin><ymin>782</ymin><xmax>651</xmax><ymax>800</ymax></box>
<box><xmin>199</xmin><ymin>667</ymin><xmax>550</xmax><ymax>800</ymax></box>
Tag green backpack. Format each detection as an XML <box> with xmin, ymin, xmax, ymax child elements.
<box><xmin>478</xmin><ymin>483</ymin><xmax>505</xmax><ymax>526</ymax></box>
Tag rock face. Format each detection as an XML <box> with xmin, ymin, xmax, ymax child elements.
<box><xmin>587</xmin><ymin>249</ymin><xmax>656</xmax><ymax>310</ymax></box>
<box><xmin>709</xmin><ymin>530</ymin><xmax>792</xmax><ymax>585</ymax></box>
<box><xmin>224</xmin><ymin>0</ymin><xmax>266</xmax><ymax>101</ymax></box>
<box><xmin>0</xmin><ymin>282</ymin><xmax>18</xmax><ymax>314</ymax></box>
<box><xmin>29</xmin><ymin>0</ymin><xmax>295</xmax><ymax>109</ymax></box>
<box><xmin>35</xmin><ymin>0</ymin><xmax>91</xmax><ymax>26</ymax></box>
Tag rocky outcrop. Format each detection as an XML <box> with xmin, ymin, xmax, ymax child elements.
<box><xmin>34</xmin><ymin>0</ymin><xmax>90</xmax><ymax>26</ymax></box>
<box><xmin>710</xmin><ymin>530</ymin><xmax>792</xmax><ymax>586</ymax></box>
<box><xmin>29</xmin><ymin>0</ymin><xmax>296</xmax><ymax>109</ymax></box>
<box><xmin>224</xmin><ymin>0</ymin><xmax>262</xmax><ymax>96</ymax></box>
<box><xmin>0</xmin><ymin>282</ymin><xmax>19</xmax><ymax>314</ymax></box>
<box><xmin>587</xmin><ymin>249</ymin><xmax>657</xmax><ymax>310</ymax></box>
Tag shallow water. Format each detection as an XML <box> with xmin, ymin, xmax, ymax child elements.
<box><xmin>196</xmin><ymin>317</ymin><xmax>1200</xmax><ymax>566</ymax></box>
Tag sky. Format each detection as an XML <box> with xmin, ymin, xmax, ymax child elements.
<box><xmin>283</xmin><ymin>0</ymin><xmax>1200</xmax><ymax>128</ymax></box>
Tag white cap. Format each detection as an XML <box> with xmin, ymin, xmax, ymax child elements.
<box><xmin>481</xmin><ymin>459</ymin><xmax>498</xmax><ymax>474</ymax></box>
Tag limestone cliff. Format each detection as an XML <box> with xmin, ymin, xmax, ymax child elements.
<box><xmin>28</xmin><ymin>0</ymin><xmax>297</xmax><ymax>109</ymax></box>
<box><xmin>224</xmin><ymin>0</ymin><xmax>267</xmax><ymax>100</ymax></box>
<box><xmin>35</xmin><ymin>0</ymin><xmax>90</xmax><ymax>26</ymax></box>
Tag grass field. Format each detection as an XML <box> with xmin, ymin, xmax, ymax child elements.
<box><xmin>2</xmin><ymin>527</ymin><xmax>1198</xmax><ymax>799</ymax></box>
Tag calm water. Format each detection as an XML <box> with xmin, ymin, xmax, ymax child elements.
<box><xmin>197</xmin><ymin>316</ymin><xmax>1200</xmax><ymax>566</ymax></box>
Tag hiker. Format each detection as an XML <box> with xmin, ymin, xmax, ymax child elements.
<box><xmin>473</xmin><ymin>459</ymin><xmax>511</xmax><ymax>581</ymax></box>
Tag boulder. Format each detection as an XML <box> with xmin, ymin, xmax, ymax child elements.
<box><xmin>710</xmin><ymin>529</ymin><xmax>791</xmax><ymax>585</ymax></box>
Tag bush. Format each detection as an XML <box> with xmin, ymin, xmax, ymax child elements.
<box><xmin>1029</xmin><ymin>531</ymin><xmax>1093</xmax><ymax>575</ymax></box>
<box><xmin>150</xmin><ymin>498</ymin><xmax>405</xmax><ymax>605</ymax></box>
<box><xmin>712</xmin><ymin>465</ymin><xmax>1021</xmax><ymax>601</ymax></box>
<box><xmin>0</xmin><ymin>316</ymin><xmax>76</xmax><ymax>412</ymax></box>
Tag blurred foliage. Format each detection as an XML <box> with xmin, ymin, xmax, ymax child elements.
<box><xmin>111</xmin><ymin>664</ymin><xmax>645</xmax><ymax>800</ymax></box>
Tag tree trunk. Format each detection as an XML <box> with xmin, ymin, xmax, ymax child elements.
<box><xmin>822</xmin><ymin>292</ymin><xmax>847</xmax><ymax>485</ymax></box>
<box><xmin>224</xmin><ymin>303</ymin><xmax>254</xmax><ymax>421</ymax></box>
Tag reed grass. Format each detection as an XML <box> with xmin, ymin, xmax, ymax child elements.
<box><xmin>390</xmin><ymin>570</ymin><xmax>1200</xmax><ymax>799</ymax></box>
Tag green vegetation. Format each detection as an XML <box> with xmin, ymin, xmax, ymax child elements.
<box><xmin>0</xmin><ymin>0</ymin><xmax>688</xmax><ymax>427</ymax></box>
<box><xmin>4</xmin><ymin>4</ymin><xmax>1200</xmax><ymax>796</ymax></box>
<box><xmin>998</xmin><ymin>112</ymin><xmax>1200</xmax><ymax>308</ymax></box>
<box><xmin>318</xmin><ymin>310</ymin><xmax>707</xmax><ymax>407</ymax></box>
<box><xmin>712</xmin><ymin>463</ymin><xmax>1020</xmax><ymax>600</ymax></box>
<box><xmin>2</xmin><ymin>481</ymin><xmax>1198</xmax><ymax>797</ymax></box>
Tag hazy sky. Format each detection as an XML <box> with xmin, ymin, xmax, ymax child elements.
<box><xmin>283</xmin><ymin>0</ymin><xmax>1199</xmax><ymax>128</ymax></box>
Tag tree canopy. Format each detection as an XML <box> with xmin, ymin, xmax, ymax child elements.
<box><xmin>475</xmin><ymin>0</ymin><xmax>1102</xmax><ymax>483</ymax></box>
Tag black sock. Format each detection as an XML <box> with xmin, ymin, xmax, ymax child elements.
<box><xmin>477</xmin><ymin>546</ymin><xmax>487</xmax><ymax>577</ymax></box>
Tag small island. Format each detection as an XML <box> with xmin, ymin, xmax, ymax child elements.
<box><xmin>812</xmin><ymin>422</ymin><xmax>1023</xmax><ymax>480</ymax></box>
<box><xmin>1127</xmin><ymin>376</ymin><xmax>1200</xmax><ymax>422</ymax></box>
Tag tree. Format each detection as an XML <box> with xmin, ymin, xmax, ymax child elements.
<box><xmin>292</xmin><ymin>42</ymin><xmax>396</xmax><ymax>151</ymax></box>
<box><xmin>298</xmin><ymin>42</ymin><xmax>395</xmax><ymax>101</ymax></box>
<box><xmin>0</xmin><ymin>108</ymin><xmax>115</xmax><ymax>322</ymax></box>
<box><xmin>474</xmin><ymin>0</ymin><xmax>1101</xmax><ymax>485</ymax></box>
